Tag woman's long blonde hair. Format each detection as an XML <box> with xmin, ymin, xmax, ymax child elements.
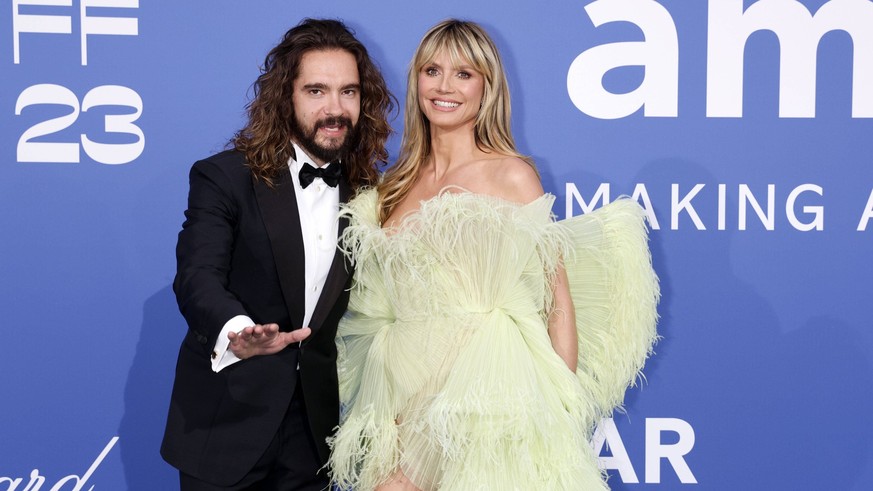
<box><xmin>376</xmin><ymin>19</ymin><xmax>533</xmax><ymax>224</ymax></box>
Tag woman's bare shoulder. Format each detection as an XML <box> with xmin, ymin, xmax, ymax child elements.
<box><xmin>479</xmin><ymin>155</ymin><xmax>543</xmax><ymax>204</ymax></box>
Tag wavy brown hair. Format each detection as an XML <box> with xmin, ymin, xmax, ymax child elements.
<box><xmin>231</xmin><ymin>19</ymin><xmax>394</xmax><ymax>189</ymax></box>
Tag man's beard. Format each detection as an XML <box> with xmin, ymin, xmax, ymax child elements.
<box><xmin>291</xmin><ymin>114</ymin><xmax>357</xmax><ymax>164</ymax></box>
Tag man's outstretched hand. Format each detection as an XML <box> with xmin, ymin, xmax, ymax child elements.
<box><xmin>227</xmin><ymin>323</ymin><xmax>312</xmax><ymax>360</ymax></box>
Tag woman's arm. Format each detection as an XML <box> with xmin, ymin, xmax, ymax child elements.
<box><xmin>548</xmin><ymin>265</ymin><xmax>578</xmax><ymax>372</ymax></box>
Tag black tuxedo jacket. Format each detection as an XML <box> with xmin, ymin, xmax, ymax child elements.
<box><xmin>161</xmin><ymin>150</ymin><xmax>352</xmax><ymax>486</ymax></box>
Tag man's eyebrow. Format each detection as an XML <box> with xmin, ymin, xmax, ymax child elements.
<box><xmin>302</xmin><ymin>83</ymin><xmax>328</xmax><ymax>90</ymax></box>
<box><xmin>300</xmin><ymin>82</ymin><xmax>361</xmax><ymax>91</ymax></box>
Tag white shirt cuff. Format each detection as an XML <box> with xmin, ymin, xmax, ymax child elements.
<box><xmin>211</xmin><ymin>315</ymin><xmax>254</xmax><ymax>372</ymax></box>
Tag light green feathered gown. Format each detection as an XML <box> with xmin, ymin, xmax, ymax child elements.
<box><xmin>328</xmin><ymin>188</ymin><xmax>659</xmax><ymax>491</ymax></box>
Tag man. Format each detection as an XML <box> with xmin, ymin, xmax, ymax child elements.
<box><xmin>161</xmin><ymin>19</ymin><xmax>393</xmax><ymax>490</ymax></box>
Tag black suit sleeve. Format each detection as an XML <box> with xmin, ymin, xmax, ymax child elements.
<box><xmin>174</xmin><ymin>159</ymin><xmax>248</xmax><ymax>350</ymax></box>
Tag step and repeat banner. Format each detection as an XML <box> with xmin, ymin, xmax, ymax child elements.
<box><xmin>2</xmin><ymin>0</ymin><xmax>871</xmax><ymax>489</ymax></box>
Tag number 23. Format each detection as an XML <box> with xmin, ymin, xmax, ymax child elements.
<box><xmin>15</xmin><ymin>84</ymin><xmax>144</xmax><ymax>165</ymax></box>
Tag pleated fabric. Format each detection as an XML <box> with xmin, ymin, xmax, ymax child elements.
<box><xmin>328</xmin><ymin>188</ymin><xmax>659</xmax><ymax>491</ymax></box>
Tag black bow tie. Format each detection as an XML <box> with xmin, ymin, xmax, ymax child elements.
<box><xmin>298</xmin><ymin>162</ymin><xmax>341</xmax><ymax>188</ymax></box>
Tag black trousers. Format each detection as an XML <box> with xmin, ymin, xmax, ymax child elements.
<box><xmin>179</xmin><ymin>378</ymin><xmax>329</xmax><ymax>491</ymax></box>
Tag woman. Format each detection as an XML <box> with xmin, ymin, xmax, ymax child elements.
<box><xmin>328</xmin><ymin>20</ymin><xmax>659</xmax><ymax>490</ymax></box>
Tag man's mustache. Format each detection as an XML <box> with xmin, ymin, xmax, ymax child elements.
<box><xmin>316</xmin><ymin>117</ymin><xmax>353</xmax><ymax>130</ymax></box>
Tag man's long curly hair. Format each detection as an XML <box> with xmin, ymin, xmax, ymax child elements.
<box><xmin>231</xmin><ymin>19</ymin><xmax>394</xmax><ymax>189</ymax></box>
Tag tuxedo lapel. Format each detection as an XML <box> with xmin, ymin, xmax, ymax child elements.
<box><xmin>253</xmin><ymin>168</ymin><xmax>306</xmax><ymax>330</ymax></box>
<box><xmin>309</xmin><ymin>178</ymin><xmax>352</xmax><ymax>331</ymax></box>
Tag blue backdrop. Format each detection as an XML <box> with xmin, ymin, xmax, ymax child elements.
<box><xmin>2</xmin><ymin>1</ymin><xmax>872</xmax><ymax>489</ymax></box>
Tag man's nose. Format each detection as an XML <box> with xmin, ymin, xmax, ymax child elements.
<box><xmin>324</xmin><ymin>92</ymin><xmax>343</xmax><ymax>115</ymax></box>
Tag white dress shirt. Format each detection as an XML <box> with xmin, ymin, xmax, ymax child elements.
<box><xmin>211</xmin><ymin>143</ymin><xmax>340</xmax><ymax>372</ymax></box>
